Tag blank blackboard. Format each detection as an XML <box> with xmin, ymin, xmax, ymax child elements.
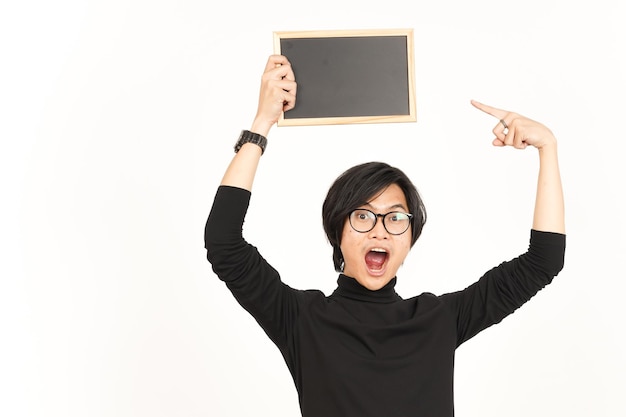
<box><xmin>273</xmin><ymin>29</ymin><xmax>416</xmax><ymax>126</ymax></box>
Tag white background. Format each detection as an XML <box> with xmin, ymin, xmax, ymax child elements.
<box><xmin>1</xmin><ymin>1</ymin><xmax>625</xmax><ymax>416</ymax></box>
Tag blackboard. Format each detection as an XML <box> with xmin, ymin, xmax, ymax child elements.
<box><xmin>273</xmin><ymin>29</ymin><xmax>416</xmax><ymax>126</ymax></box>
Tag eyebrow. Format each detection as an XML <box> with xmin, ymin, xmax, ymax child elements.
<box><xmin>362</xmin><ymin>202</ymin><xmax>408</xmax><ymax>212</ymax></box>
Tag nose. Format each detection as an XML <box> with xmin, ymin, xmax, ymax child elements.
<box><xmin>368</xmin><ymin>215</ymin><xmax>389</xmax><ymax>238</ymax></box>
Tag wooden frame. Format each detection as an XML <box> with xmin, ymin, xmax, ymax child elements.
<box><xmin>273</xmin><ymin>29</ymin><xmax>416</xmax><ymax>126</ymax></box>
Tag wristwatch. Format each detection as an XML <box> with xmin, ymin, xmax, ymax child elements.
<box><xmin>234</xmin><ymin>130</ymin><xmax>267</xmax><ymax>154</ymax></box>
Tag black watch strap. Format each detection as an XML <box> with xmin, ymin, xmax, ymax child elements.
<box><xmin>234</xmin><ymin>130</ymin><xmax>267</xmax><ymax>154</ymax></box>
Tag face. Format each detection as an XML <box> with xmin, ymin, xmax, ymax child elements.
<box><xmin>340</xmin><ymin>183</ymin><xmax>412</xmax><ymax>291</ymax></box>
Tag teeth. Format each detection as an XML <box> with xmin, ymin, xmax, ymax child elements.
<box><xmin>371</xmin><ymin>248</ymin><xmax>387</xmax><ymax>253</ymax></box>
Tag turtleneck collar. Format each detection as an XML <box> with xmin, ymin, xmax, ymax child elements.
<box><xmin>332</xmin><ymin>274</ymin><xmax>402</xmax><ymax>303</ymax></box>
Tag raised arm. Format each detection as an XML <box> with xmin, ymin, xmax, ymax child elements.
<box><xmin>220</xmin><ymin>55</ymin><xmax>297</xmax><ymax>191</ymax></box>
<box><xmin>471</xmin><ymin>100</ymin><xmax>565</xmax><ymax>234</ymax></box>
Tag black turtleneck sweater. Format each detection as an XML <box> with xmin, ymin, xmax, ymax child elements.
<box><xmin>205</xmin><ymin>186</ymin><xmax>566</xmax><ymax>417</ymax></box>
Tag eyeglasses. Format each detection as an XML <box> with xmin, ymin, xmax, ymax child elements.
<box><xmin>348</xmin><ymin>208</ymin><xmax>413</xmax><ymax>235</ymax></box>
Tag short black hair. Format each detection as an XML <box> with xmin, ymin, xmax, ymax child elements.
<box><xmin>322</xmin><ymin>162</ymin><xmax>427</xmax><ymax>272</ymax></box>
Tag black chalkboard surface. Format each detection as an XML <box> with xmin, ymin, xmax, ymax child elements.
<box><xmin>273</xmin><ymin>29</ymin><xmax>416</xmax><ymax>126</ymax></box>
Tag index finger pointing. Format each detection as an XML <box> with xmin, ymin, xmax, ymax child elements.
<box><xmin>471</xmin><ymin>99</ymin><xmax>508</xmax><ymax>120</ymax></box>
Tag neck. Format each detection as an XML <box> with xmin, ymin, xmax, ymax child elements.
<box><xmin>333</xmin><ymin>274</ymin><xmax>402</xmax><ymax>303</ymax></box>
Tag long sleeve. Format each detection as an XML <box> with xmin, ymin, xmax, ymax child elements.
<box><xmin>205</xmin><ymin>185</ymin><xmax>301</xmax><ymax>350</ymax></box>
<box><xmin>441</xmin><ymin>229</ymin><xmax>566</xmax><ymax>346</ymax></box>
<box><xmin>205</xmin><ymin>185</ymin><xmax>258</xmax><ymax>283</ymax></box>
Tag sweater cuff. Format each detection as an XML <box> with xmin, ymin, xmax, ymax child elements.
<box><xmin>205</xmin><ymin>186</ymin><xmax>252</xmax><ymax>248</ymax></box>
<box><xmin>529</xmin><ymin>229</ymin><xmax>566</xmax><ymax>276</ymax></box>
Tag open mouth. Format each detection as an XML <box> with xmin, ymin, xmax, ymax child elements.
<box><xmin>365</xmin><ymin>248</ymin><xmax>388</xmax><ymax>272</ymax></box>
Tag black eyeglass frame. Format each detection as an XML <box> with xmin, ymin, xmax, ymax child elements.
<box><xmin>348</xmin><ymin>208</ymin><xmax>414</xmax><ymax>235</ymax></box>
